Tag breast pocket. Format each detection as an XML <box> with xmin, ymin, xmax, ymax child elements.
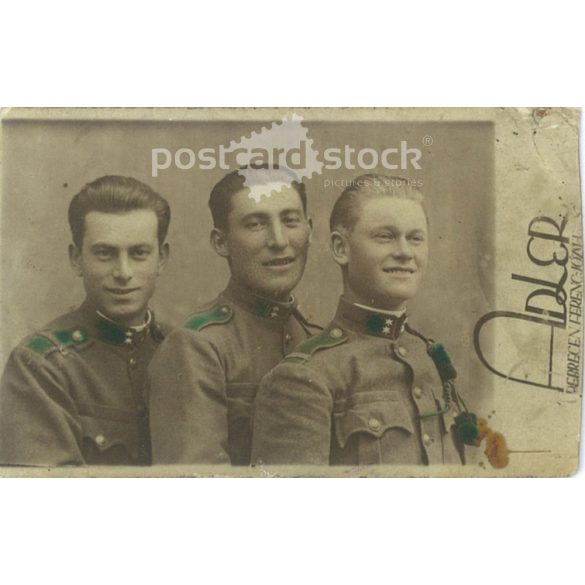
<box><xmin>77</xmin><ymin>403</ymin><xmax>147</xmax><ymax>465</ymax></box>
<box><xmin>332</xmin><ymin>390</ymin><xmax>415</xmax><ymax>465</ymax></box>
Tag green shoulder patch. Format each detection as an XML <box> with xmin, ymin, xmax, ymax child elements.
<box><xmin>26</xmin><ymin>327</ymin><xmax>90</xmax><ymax>355</ymax></box>
<box><xmin>284</xmin><ymin>327</ymin><xmax>348</xmax><ymax>364</ymax></box>
<box><xmin>185</xmin><ymin>304</ymin><xmax>233</xmax><ymax>332</ymax></box>
<box><xmin>27</xmin><ymin>335</ymin><xmax>56</xmax><ymax>355</ymax></box>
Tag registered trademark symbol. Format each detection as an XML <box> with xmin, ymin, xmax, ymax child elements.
<box><xmin>422</xmin><ymin>135</ymin><xmax>433</xmax><ymax>146</ymax></box>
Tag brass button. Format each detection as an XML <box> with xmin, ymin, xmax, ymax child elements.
<box><xmin>413</xmin><ymin>386</ymin><xmax>423</xmax><ymax>399</ymax></box>
<box><xmin>129</xmin><ymin>357</ymin><xmax>137</xmax><ymax>367</ymax></box>
<box><xmin>396</xmin><ymin>346</ymin><xmax>407</xmax><ymax>358</ymax></box>
<box><xmin>284</xmin><ymin>333</ymin><xmax>292</xmax><ymax>344</ymax></box>
<box><xmin>220</xmin><ymin>305</ymin><xmax>230</xmax><ymax>314</ymax></box>
<box><xmin>71</xmin><ymin>330</ymin><xmax>84</xmax><ymax>342</ymax></box>
<box><xmin>368</xmin><ymin>417</ymin><xmax>381</xmax><ymax>431</ymax></box>
<box><xmin>95</xmin><ymin>434</ymin><xmax>106</xmax><ymax>446</ymax></box>
<box><xmin>330</xmin><ymin>328</ymin><xmax>343</xmax><ymax>339</ymax></box>
<box><xmin>422</xmin><ymin>433</ymin><xmax>432</xmax><ymax>446</ymax></box>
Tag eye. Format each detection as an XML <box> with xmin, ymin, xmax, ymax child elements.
<box><xmin>374</xmin><ymin>232</ymin><xmax>395</xmax><ymax>241</ymax></box>
<box><xmin>93</xmin><ymin>248</ymin><xmax>114</xmax><ymax>260</ymax></box>
<box><xmin>283</xmin><ymin>214</ymin><xmax>302</xmax><ymax>227</ymax></box>
<box><xmin>245</xmin><ymin>218</ymin><xmax>266</xmax><ymax>230</ymax></box>
<box><xmin>409</xmin><ymin>233</ymin><xmax>426</xmax><ymax>244</ymax></box>
<box><xmin>131</xmin><ymin>248</ymin><xmax>151</xmax><ymax>260</ymax></box>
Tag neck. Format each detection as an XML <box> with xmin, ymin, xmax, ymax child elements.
<box><xmin>231</xmin><ymin>277</ymin><xmax>293</xmax><ymax>303</ymax></box>
<box><xmin>96</xmin><ymin>309</ymin><xmax>150</xmax><ymax>329</ymax></box>
<box><xmin>343</xmin><ymin>287</ymin><xmax>406</xmax><ymax>313</ymax></box>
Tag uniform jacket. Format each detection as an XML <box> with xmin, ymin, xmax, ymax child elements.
<box><xmin>251</xmin><ymin>296</ymin><xmax>464</xmax><ymax>466</ymax></box>
<box><xmin>148</xmin><ymin>279</ymin><xmax>321</xmax><ymax>465</ymax></box>
<box><xmin>0</xmin><ymin>301</ymin><xmax>167</xmax><ymax>466</ymax></box>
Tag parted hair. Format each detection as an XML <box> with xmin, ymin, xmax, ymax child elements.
<box><xmin>68</xmin><ymin>175</ymin><xmax>171</xmax><ymax>247</ymax></box>
<box><xmin>209</xmin><ymin>165</ymin><xmax>308</xmax><ymax>230</ymax></box>
<box><xmin>329</xmin><ymin>174</ymin><xmax>426</xmax><ymax>232</ymax></box>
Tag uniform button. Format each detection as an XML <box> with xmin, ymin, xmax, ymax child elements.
<box><xmin>220</xmin><ymin>305</ymin><xmax>230</xmax><ymax>314</ymax></box>
<box><xmin>368</xmin><ymin>417</ymin><xmax>381</xmax><ymax>431</ymax></box>
<box><xmin>413</xmin><ymin>386</ymin><xmax>423</xmax><ymax>399</ymax></box>
<box><xmin>284</xmin><ymin>333</ymin><xmax>292</xmax><ymax>344</ymax></box>
<box><xmin>95</xmin><ymin>434</ymin><xmax>106</xmax><ymax>446</ymax></box>
<box><xmin>129</xmin><ymin>357</ymin><xmax>137</xmax><ymax>367</ymax></box>
<box><xmin>71</xmin><ymin>330</ymin><xmax>84</xmax><ymax>342</ymax></box>
<box><xmin>330</xmin><ymin>328</ymin><xmax>343</xmax><ymax>339</ymax></box>
<box><xmin>422</xmin><ymin>433</ymin><xmax>432</xmax><ymax>446</ymax></box>
<box><xmin>396</xmin><ymin>346</ymin><xmax>407</xmax><ymax>358</ymax></box>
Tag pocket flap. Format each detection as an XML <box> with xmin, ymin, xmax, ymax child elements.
<box><xmin>80</xmin><ymin>414</ymin><xmax>141</xmax><ymax>460</ymax></box>
<box><xmin>334</xmin><ymin>396</ymin><xmax>414</xmax><ymax>448</ymax></box>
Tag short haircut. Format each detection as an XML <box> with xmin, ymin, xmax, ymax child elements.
<box><xmin>209</xmin><ymin>165</ymin><xmax>308</xmax><ymax>230</ymax></box>
<box><xmin>329</xmin><ymin>174</ymin><xmax>426</xmax><ymax>233</ymax></box>
<box><xmin>68</xmin><ymin>175</ymin><xmax>171</xmax><ymax>247</ymax></box>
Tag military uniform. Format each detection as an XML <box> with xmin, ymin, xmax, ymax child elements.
<box><xmin>148</xmin><ymin>279</ymin><xmax>321</xmax><ymax>465</ymax></box>
<box><xmin>0</xmin><ymin>301</ymin><xmax>167</xmax><ymax>466</ymax></box>
<box><xmin>251</xmin><ymin>296</ymin><xmax>464</xmax><ymax>466</ymax></box>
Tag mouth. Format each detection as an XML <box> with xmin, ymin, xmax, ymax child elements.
<box><xmin>105</xmin><ymin>287</ymin><xmax>140</xmax><ymax>296</ymax></box>
<box><xmin>263</xmin><ymin>256</ymin><xmax>295</xmax><ymax>268</ymax></box>
<box><xmin>383</xmin><ymin>267</ymin><xmax>416</xmax><ymax>276</ymax></box>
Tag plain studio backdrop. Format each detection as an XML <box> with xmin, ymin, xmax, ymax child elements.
<box><xmin>0</xmin><ymin>116</ymin><xmax>494</xmax><ymax>413</ymax></box>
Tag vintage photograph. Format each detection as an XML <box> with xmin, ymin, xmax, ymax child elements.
<box><xmin>0</xmin><ymin>107</ymin><xmax>580</xmax><ymax>476</ymax></box>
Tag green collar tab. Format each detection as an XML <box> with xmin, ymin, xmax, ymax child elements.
<box><xmin>335</xmin><ymin>297</ymin><xmax>407</xmax><ymax>340</ymax></box>
<box><xmin>224</xmin><ymin>279</ymin><xmax>296</xmax><ymax>323</ymax></box>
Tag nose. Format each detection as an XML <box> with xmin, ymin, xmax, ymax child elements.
<box><xmin>267</xmin><ymin>220</ymin><xmax>289</xmax><ymax>249</ymax></box>
<box><xmin>392</xmin><ymin>236</ymin><xmax>414</xmax><ymax>260</ymax></box>
<box><xmin>112</xmin><ymin>253</ymin><xmax>133</xmax><ymax>282</ymax></box>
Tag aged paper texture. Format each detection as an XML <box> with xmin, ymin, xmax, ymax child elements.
<box><xmin>0</xmin><ymin>107</ymin><xmax>581</xmax><ymax>477</ymax></box>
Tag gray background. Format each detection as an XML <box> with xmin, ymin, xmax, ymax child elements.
<box><xmin>1</xmin><ymin>119</ymin><xmax>494</xmax><ymax>408</ymax></box>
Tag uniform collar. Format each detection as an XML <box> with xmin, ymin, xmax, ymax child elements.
<box><xmin>335</xmin><ymin>296</ymin><xmax>408</xmax><ymax>340</ymax></box>
<box><xmin>223</xmin><ymin>278</ymin><xmax>297</xmax><ymax>324</ymax></box>
<box><xmin>80</xmin><ymin>300</ymin><xmax>160</xmax><ymax>346</ymax></box>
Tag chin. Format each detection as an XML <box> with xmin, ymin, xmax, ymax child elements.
<box><xmin>104</xmin><ymin>305</ymin><xmax>141</xmax><ymax>323</ymax></box>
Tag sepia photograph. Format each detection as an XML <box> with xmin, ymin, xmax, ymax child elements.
<box><xmin>0</xmin><ymin>107</ymin><xmax>581</xmax><ymax>476</ymax></box>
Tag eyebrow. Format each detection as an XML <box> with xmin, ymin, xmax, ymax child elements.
<box><xmin>240</xmin><ymin>208</ymin><xmax>303</xmax><ymax>221</ymax></box>
<box><xmin>369</xmin><ymin>225</ymin><xmax>427</xmax><ymax>234</ymax></box>
<box><xmin>90</xmin><ymin>242</ymin><xmax>154</xmax><ymax>249</ymax></box>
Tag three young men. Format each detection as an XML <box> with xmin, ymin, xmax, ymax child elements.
<box><xmin>0</xmin><ymin>170</ymin><xmax>463</xmax><ymax>467</ymax></box>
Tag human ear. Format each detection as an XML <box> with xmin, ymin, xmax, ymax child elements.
<box><xmin>330</xmin><ymin>230</ymin><xmax>349</xmax><ymax>267</ymax></box>
<box><xmin>210</xmin><ymin>228</ymin><xmax>230</xmax><ymax>258</ymax></box>
<box><xmin>157</xmin><ymin>242</ymin><xmax>170</xmax><ymax>275</ymax></box>
<box><xmin>68</xmin><ymin>243</ymin><xmax>83</xmax><ymax>277</ymax></box>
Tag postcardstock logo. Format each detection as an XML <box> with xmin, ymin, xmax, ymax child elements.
<box><xmin>225</xmin><ymin>114</ymin><xmax>323</xmax><ymax>202</ymax></box>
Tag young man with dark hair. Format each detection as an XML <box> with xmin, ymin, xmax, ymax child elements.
<box><xmin>0</xmin><ymin>175</ymin><xmax>170</xmax><ymax>466</ymax></box>
<box><xmin>251</xmin><ymin>174</ymin><xmax>464</xmax><ymax>466</ymax></box>
<box><xmin>148</xmin><ymin>167</ymin><xmax>320</xmax><ymax>465</ymax></box>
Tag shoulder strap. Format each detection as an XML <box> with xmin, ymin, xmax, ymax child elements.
<box><xmin>26</xmin><ymin>327</ymin><xmax>91</xmax><ymax>356</ymax></box>
<box><xmin>284</xmin><ymin>327</ymin><xmax>348</xmax><ymax>364</ymax></box>
<box><xmin>185</xmin><ymin>303</ymin><xmax>234</xmax><ymax>332</ymax></box>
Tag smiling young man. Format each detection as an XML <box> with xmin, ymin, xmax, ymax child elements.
<box><xmin>0</xmin><ymin>175</ymin><xmax>170</xmax><ymax>466</ymax></box>
<box><xmin>148</xmin><ymin>167</ymin><xmax>321</xmax><ymax>465</ymax></box>
<box><xmin>251</xmin><ymin>174</ymin><xmax>464</xmax><ymax>466</ymax></box>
